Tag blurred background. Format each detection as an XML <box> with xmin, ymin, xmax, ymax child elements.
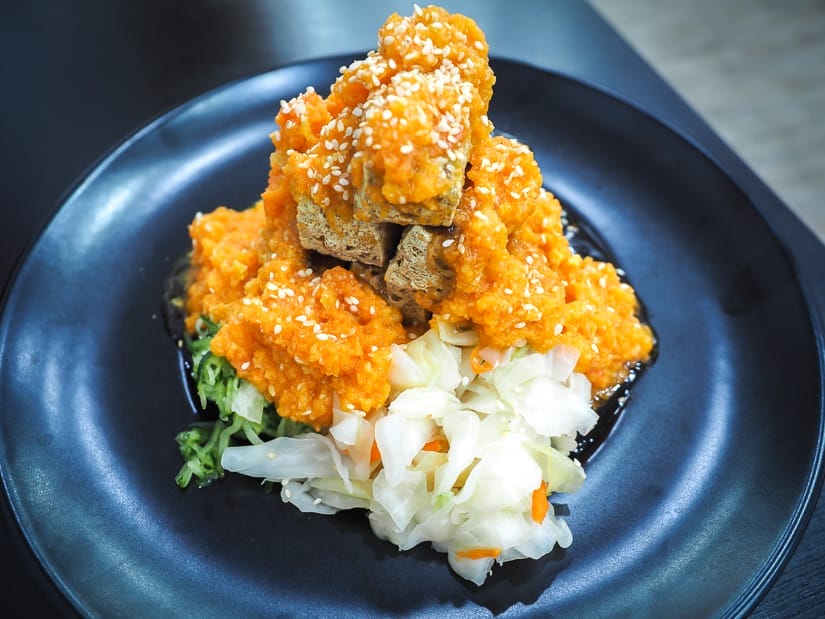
<box><xmin>590</xmin><ymin>0</ymin><xmax>825</xmax><ymax>242</ymax></box>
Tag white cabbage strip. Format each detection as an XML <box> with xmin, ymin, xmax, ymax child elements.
<box><xmin>221</xmin><ymin>322</ymin><xmax>597</xmax><ymax>585</ymax></box>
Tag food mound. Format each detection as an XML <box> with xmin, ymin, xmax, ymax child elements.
<box><xmin>176</xmin><ymin>5</ymin><xmax>654</xmax><ymax>586</ymax></box>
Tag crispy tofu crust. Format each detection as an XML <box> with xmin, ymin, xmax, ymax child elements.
<box><xmin>295</xmin><ymin>196</ymin><xmax>400</xmax><ymax>267</ymax></box>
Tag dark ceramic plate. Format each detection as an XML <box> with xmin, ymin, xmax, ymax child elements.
<box><xmin>0</xmin><ymin>57</ymin><xmax>822</xmax><ymax>617</ymax></box>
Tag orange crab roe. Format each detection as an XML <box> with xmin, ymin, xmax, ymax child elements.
<box><xmin>186</xmin><ymin>197</ymin><xmax>407</xmax><ymax>429</ymax></box>
<box><xmin>184</xmin><ymin>5</ymin><xmax>654</xmax><ymax>428</ymax></box>
<box><xmin>274</xmin><ymin>4</ymin><xmax>493</xmax><ymax>225</ymax></box>
<box><xmin>424</xmin><ymin>135</ymin><xmax>654</xmax><ymax>396</ymax></box>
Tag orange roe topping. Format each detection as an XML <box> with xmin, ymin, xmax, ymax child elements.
<box><xmin>210</xmin><ymin>263</ymin><xmax>406</xmax><ymax>429</ymax></box>
<box><xmin>184</xmin><ymin>5</ymin><xmax>654</xmax><ymax>429</ymax></box>
<box><xmin>270</xmin><ymin>4</ymin><xmax>493</xmax><ymax>227</ymax></box>
<box><xmin>351</xmin><ymin>63</ymin><xmax>473</xmax><ymax>218</ymax></box>
<box><xmin>424</xmin><ymin>136</ymin><xmax>654</xmax><ymax>396</ymax></box>
<box><xmin>184</xmin><ymin>204</ymin><xmax>266</xmax><ymax>333</ymax></box>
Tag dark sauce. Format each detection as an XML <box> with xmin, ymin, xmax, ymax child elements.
<box><xmin>161</xmin><ymin>252</ymin><xmax>215</xmax><ymax>419</ymax></box>
<box><xmin>161</xmin><ymin>201</ymin><xmax>657</xmax><ymax>465</ymax></box>
<box><xmin>561</xmin><ymin>204</ymin><xmax>658</xmax><ymax>464</ymax></box>
<box><xmin>161</xmin><ymin>252</ymin><xmax>191</xmax><ymax>344</ymax></box>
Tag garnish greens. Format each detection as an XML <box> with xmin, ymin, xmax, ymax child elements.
<box><xmin>175</xmin><ymin>316</ymin><xmax>310</xmax><ymax>488</ymax></box>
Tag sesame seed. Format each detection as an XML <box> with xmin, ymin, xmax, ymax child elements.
<box><xmin>400</xmin><ymin>143</ymin><xmax>414</xmax><ymax>154</ymax></box>
<box><xmin>442</xmin><ymin>238</ymin><xmax>455</xmax><ymax>248</ymax></box>
<box><xmin>273</xmin><ymin>324</ymin><xmax>283</xmax><ymax>335</ymax></box>
<box><xmin>241</xmin><ymin>362</ymin><xmax>250</xmax><ymax>370</ymax></box>
<box><xmin>554</xmin><ymin>323</ymin><xmax>563</xmax><ymax>336</ymax></box>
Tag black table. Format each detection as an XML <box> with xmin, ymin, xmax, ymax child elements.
<box><xmin>1</xmin><ymin>2</ymin><xmax>822</xmax><ymax>615</ymax></box>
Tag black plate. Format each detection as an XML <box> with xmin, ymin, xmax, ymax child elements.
<box><xmin>0</xmin><ymin>57</ymin><xmax>822</xmax><ymax>617</ymax></box>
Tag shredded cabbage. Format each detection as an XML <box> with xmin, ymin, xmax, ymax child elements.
<box><xmin>174</xmin><ymin>317</ymin><xmax>310</xmax><ymax>488</ymax></box>
<box><xmin>219</xmin><ymin>325</ymin><xmax>598</xmax><ymax>585</ymax></box>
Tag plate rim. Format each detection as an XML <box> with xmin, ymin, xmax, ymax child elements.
<box><xmin>0</xmin><ymin>53</ymin><xmax>823</xmax><ymax>617</ymax></box>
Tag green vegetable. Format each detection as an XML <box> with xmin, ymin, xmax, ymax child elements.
<box><xmin>175</xmin><ymin>316</ymin><xmax>311</xmax><ymax>488</ymax></box>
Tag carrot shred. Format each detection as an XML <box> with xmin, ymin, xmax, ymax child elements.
<box><xmin>531</xmin><ymin>481</ymin><xmax>549</xmax><ymax>524</ymax></box>
<box><xmin>422</xmin><ymin>438</ymin><xmax>449</xmax><ymax>452</ymax></box>
<box><xmin>370</xmin><ymin>440</ymin><xmax>381</xmax><ymax>464</ymax></box>
<box><xmin>470</xmin><ymin>344</ymin><xmax>493</xmax><ymax>374</ymax></box>
<box><xmin>455</xmin><ymin>548</ymin><xmax>502</xmax><ymax>560</ymax></box>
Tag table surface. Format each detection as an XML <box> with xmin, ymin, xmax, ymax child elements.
<box><xmin>591</xmin><ymin>0</ymin><xmax>825</xmax><ymax>247</ymax></box>
<box><xmin>1</xmin><ymin>1</ymin><xmax>822</xmax><ymax>616</ymax></box>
